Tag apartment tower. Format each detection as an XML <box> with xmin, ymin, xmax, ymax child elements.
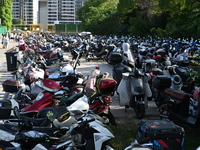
<box><xmin>12</xmin><ymin>0</ymin><xmax>86</xmax><ymax>25</ymax></box>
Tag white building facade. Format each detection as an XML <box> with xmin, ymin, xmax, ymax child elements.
<box><xmin>12</xmin><ymin>0</ymin><xmax>39</xmax><ymax>24</ymax></box>
<box><xmin>12</xmin><ymin>0</ymin><xmax>86</xmax><ymax>25</ymax></box>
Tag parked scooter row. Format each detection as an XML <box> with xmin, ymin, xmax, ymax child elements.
<box><xmin>0</xmin><ymin>106</ymin><xmax>114</xmax><ymax>150</ymax></box>
<box><xmin>2</xmin><ymin>33</ymin><xmax>200</xmax><ymax>149</ymax></box>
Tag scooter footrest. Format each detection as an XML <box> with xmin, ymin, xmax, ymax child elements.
<box><xmin>164</xmin><ymin>88</ymin><xmax>190</xmax><ymax>100</ymax></box>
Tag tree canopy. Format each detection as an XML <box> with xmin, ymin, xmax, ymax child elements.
<box><xmin>0</xmin><ymin>0</ymin><xmax>13</xmax><ymax>30</ymax></box>
<box><xmin>77</xmin><ymin>0</ymin><xmax>200</xmax><ymax>38</ymax></box>
<box><xmin>76</xmin><ymin>0</ymin><xmax>119</xmax><ymax>35</ymax></box>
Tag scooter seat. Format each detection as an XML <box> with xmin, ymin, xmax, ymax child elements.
<box><xmin>164</xmin><ymin>88</ymin><xmax>190</xmax><ymax>100</ymax></box>
<box><xmin>64</xmin><ymin>92</ymin><xmax>84</xmax><ymax>106</ymax></box>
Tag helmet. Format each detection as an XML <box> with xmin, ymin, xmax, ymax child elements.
<box><xmin>162</xmin><ymin>43</ymin><xmax>170</xmax><ymax>48</ymax></box>
<box><xmin>153</xmin><ymin>55</ymin><xmax>162</xmax><ymax>60</ymax></box>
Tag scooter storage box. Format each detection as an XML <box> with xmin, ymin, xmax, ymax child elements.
<box><xmin>152</xmin><ymin>76</ymin><xmax>171</xmax><ymax>90</ymax></box>
<box><xmin>108</xmin><ymin>52</ymin><xmax>123</xmax><ymax>65</ymax></box>
<box><xmin>0</xmin><ymin>100</ymin><xmax>12</xmax><ymax>119</ymax></box>
<box><xmin>2</xmin><ymin>79</ymin><xmax>21</xmax><ymax>93</ymax></box>
<box><xmin>138</xmin><ymin>119</ymin><xmax>184</xmax><ymax>150</ymax></box>
<box><xmin>96</xmin><ymin>78</ymin><xmax>117</xmax><ymax>95</ymax></box>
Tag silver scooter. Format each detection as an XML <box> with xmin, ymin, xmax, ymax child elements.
<box><xmin>117</xmin><ymin>66</ymin><xmax>149</xmax><ymax>119</ymax></box>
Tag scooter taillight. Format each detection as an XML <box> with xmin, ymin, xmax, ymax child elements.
<box><xmin>103</xmin><ymin>96</ymin><xmax>112</xmax><ymax>104</ymax></box>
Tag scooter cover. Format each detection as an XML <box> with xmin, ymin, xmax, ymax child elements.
<box><xmin>117</xmin><ymin>77</ymin><xmax>130</xmax><ymax>106</ymax></box>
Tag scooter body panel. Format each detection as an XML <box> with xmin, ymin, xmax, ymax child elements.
<box><xmin>90</xmin><ymin>101</ymin><xmax>110</xmax><ymax>114</ymax></box>
<box><xmin>167</xmin><ymin>96</ymin><xmax>182</xmax><ymax>113</ymax></box>
<box><xmin>21</xmin><ymin>91</ymin><xmax>55</xmax><ymax>116</ymax></box>
<box><xmin>130</xmin><ymin>78</ymin><xmax>144</xmax><ymax>95</ymax></box>
<box><xmin>42</xmin><ymin>78</ymin><xmax>61</xmax><ymax>89</ymax></box>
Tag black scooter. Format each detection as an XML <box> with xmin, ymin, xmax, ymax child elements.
<box><xmin>158</xmin><ymin>85</ymin><xmax>200</xmax><ymax>128</ymax></box>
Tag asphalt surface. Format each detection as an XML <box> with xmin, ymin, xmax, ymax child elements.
<box><xmin>0</xmin><ymin>40</ymin><xmax>18</xmax><ymax>100</ymax></box>
<box><xmin>0</xmin><ymin>41</ymin><xmax>159</xmax><ymax>123</ymax></box>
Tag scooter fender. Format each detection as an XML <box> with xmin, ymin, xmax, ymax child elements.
<box><xmin>10</xmin><ymin>99</ymin><xmax>20</xmax><ymax>117</ymax></box>
<box><xmin>130</xmin><ymin>78</ymin><xmax>144</xmax><ymax>95</ymax></box>
<box><xmin>86</xmin><ymin>120</ymin><xmax>114</xmax><ymax>150</ymax></box>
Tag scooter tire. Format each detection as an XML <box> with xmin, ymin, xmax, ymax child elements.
<box><xmin>155</xmin><ymin>97</ymin><xmax>165</xmax><ymax>107</ymax></box>
<box><xmin>134</xmin><ymin>103</ymin><xmax>145</xmax><ymax>119</ymax></box>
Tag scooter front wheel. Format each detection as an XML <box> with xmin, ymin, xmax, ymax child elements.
<box><xmin>134</xmin><ymin>103</ymin><xmax>145</xmax><ymax>119</ymax></box>
<box><xmin>99</xmin><ymin>111</ymin><xmax>117</xmax><ymax>126</ymax></box>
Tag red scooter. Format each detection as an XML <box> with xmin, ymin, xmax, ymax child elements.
<box><xmin>20</xmin><ymin>78</ymin><xmax>63</xmax><ymax>117</ymax></box>
<box><xmin>37</xmin><ymin>77</ymin><xmax>118</xmax><ymax>126</ymax></box>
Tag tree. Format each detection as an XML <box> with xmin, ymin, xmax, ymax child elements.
<box><xmin>76</xmin><ymin>0</ymin><xmax>119</xmax><ymax>35</ymax></box>
<box><xmin>12</xmin><ymin>19</ymin><xmax>26</xmax><ymax>25</ymax></box>
<box><xmin>156</xmin><ymin>0</ymin><xmax>200</xmax><ymax>38</ymax></box>
<box><xmin>0</xmin><ymin>0</ymin><xmax>13</xmax><ymax>30</ymax></box>
<box><xmin>77</xmin><ymin>0</ymin><xmax>200</xmax><ymax>38</ymax></box>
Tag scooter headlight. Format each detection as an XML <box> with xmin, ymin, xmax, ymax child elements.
<box><xmin>173</xmin><ymin>75</ymin><xmax>182</xmax><ymax>85</ymax></box>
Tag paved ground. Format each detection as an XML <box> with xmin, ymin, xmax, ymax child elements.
<box><xmin>0</xmin><ymin>41</ymin><xmax>159</xmax><ymax>123</ymax></box>
<box><xmin>0</xmin><ymin>40</ymin><xmax>18</xmax><ymax>99</ymax></box>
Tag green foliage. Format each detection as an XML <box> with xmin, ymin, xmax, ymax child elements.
<box><xmin>110</xmin><ymin>120</ymin><xmax>200</xmax><ymax>150</ymax></box>
<box><xmin>150</xmin><ymin>27</ymin><xmax>166</xmax><ymax>38</ymax></box>
<box><xmin>0</xmin><ymin>0</ymin><xmax>13</xmax><ymax>30</ymax></box>
<box><xmin>77</xmin><ymin>0</ymin><xmax>200</xmax><ymax>37</ymax></box>
<box><xmin>12</xmin><ymin>19</ymin><xmax>26</xmax><ymax>25</ymax></box>
<box><xmin>117</xmin><ymin>0</ymin><xmax>137</xmax><ymax>14</ymax></box>
<box><xmin>76</xmin><ymin>0</ymin><xmax>119</xmax><ymax>35</ymax></box>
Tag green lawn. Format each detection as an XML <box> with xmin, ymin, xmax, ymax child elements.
<box><xmin>110</xmin><ymin>119</ymin><xmax>200</xmax><ymax>150</ymax></box>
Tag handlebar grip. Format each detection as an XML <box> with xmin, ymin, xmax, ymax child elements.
<box><xmin>80</xmin><ymin>118</ymin><xmax>96</xmax><ymax>126</ymax></box>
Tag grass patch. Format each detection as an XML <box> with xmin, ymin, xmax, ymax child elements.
<box><xmin>110</xmin><ymin>120</ymin><xmax>200</xmax><ymax>150</ymax></box>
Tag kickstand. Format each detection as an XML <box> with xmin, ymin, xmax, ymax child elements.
<box><xmin>125</xmin><ymin>108</ymin><xmax>127</xmax><ymax>113</ymax></box>
<box><xmin>125</xmin><ymin>105</ymin><xmax>129</xmax><ymax>113</ymax></box>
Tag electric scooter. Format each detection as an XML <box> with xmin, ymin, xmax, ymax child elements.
<box><xmin>117</xmin><ymin>66</ymin><xmax>147</xmax><ymax>119</ymax></box>
<box><xmin>109</xmin><ymin>51</ymin><xmax>151</xmax><ymax>119</ymax></box>
<box><xmin>158</xmin><ymin>84</ymin><xmax>200</xmax><ymax>128</ymax></box>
